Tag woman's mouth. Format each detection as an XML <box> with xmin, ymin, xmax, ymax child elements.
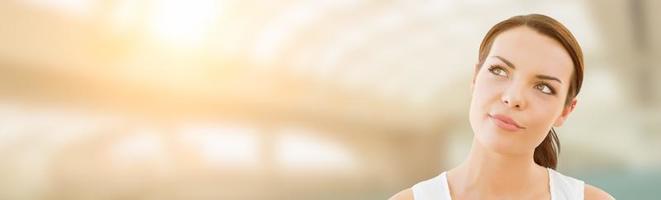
<box><xmin>488</xmin><ymin>114</ymin><xmax>526</xmax><ymax>131</ymax></box>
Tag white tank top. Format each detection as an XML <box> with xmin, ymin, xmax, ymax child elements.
<box><xmin>411</xmin><ymin>168</ymin><xmax>584</xmax><ymax>200</ymax></box>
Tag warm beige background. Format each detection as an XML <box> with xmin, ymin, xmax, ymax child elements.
<box><xmin>0</xmin><ymin>0</ymin><xmax>659</xmax><ymax>199</ymax></box>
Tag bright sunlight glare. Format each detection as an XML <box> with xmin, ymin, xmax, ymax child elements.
<box><xmin>147</xmin><ymin>0</ymin><xmax>220</xmax><ymax>48</ymax></box>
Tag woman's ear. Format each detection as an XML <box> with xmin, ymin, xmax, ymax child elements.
<box><xmin>553</xmin><ymin>98</ymin><xmax>577</xmax><ymax>127</ymax></box>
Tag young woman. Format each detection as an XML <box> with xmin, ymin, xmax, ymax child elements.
<box><xmin>390</xmin><ymin>14</ymin><xmax>614</xmax><ymax>200</ymax></box>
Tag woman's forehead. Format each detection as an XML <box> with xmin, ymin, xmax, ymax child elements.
<box><xmin>488</xmin><ymin>27</ymin><xmax>574</xmax><ymax>80</ymax></box>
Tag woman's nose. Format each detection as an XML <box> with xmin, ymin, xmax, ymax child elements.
<box><xmin>501</xmin><ymin>84</ymin><xmax>526</xmax><ymax>109</ymax></box>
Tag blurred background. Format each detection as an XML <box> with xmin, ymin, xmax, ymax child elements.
<box><xmin>0</xmin><ymin>0</ymin><xmax>659</xmax><ymax>199</ymax></box>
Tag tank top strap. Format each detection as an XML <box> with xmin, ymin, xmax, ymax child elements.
<box><xmin>548</xmin><ymin>168</ymin><xmax>585</xmax><ymax>200</ymax></box>
<box><xmin>411</xmin><ymin>172</ymin><xmax>452</xmax><ymax>200</ymax></box>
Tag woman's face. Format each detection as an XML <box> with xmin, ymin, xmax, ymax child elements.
<box><xmin>469</xmin><ymin>26</ymin><xmax>576</xmax><ymax>156</ymax></box>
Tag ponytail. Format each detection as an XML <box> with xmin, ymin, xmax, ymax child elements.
<box><xmin>533</xmin><ymin>128</ymin><xmax>561</xmax><ymax>169</ymax></box>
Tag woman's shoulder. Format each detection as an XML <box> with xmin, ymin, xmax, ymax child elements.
<box><xmin>584</xmin><ymin>184</ymin><xmax>615</xmax><ymax>200</ymax></box>
<box><xmin>388</xmin><ymin>188</ymin><xmax>414</xmax><ymax>200</ymax></box>
<box><xmin>549</xmin><ymin>168</ymin><xmax>614</xmax><ymax>199</ymax></box>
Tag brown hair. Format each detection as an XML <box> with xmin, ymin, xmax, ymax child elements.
<box><xmin>476</xmin><ymin>14</ymin><xmax>584</xmax><ymax>169</ymax></box>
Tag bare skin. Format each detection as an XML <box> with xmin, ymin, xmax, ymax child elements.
<box><xmin>389</xmin><ymin>27</ymin><xmax>614</xmax><ymax>200</ymax></box>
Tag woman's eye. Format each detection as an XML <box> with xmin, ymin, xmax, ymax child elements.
<box><xmin>488</xmin><ymin>65</ymin><xmax>508</xmax><ymax>77</ymax></box>
<box><xmin>535</xmin><ymin>84</ymin><xmax>555</xmax><ymax>95</ymax></box>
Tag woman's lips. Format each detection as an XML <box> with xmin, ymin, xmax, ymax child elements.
<box><xmin>488</xmin><ymin>114</ymin><xmax>525</xmax><ymax>131</ymax></box>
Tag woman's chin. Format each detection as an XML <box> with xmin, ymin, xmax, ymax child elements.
<box><xmin>476</xmin><ymin>131</ymin><xmax>529</xmax><ymax>156</ymax></box>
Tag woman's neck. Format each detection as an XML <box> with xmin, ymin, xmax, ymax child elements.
<box><xmin>446</xmin><ymin>139</ymin><xmax>549</xmax><ymax>199</ymax></box>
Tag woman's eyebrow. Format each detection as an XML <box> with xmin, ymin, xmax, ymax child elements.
<box><xmin>536</xmin><ymin>75</ymin><xmax>562</xmax><ymax>84</ymax></box>
<box><xmin>492</xmin><ymin>55</ymin><xmax>563</xmax><ymax>84</ymax></box>
<box><xmin>492</xmin><ymin>56</ymin><xmax>516</xmax><ymax>69</ymax></box>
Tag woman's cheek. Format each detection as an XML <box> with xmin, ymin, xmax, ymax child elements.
<box><xmin>535</xmin><ymin>92</ymin><xmax>565</xmax><ymax>115</ymax></box>
<box><xmin>474</xmin><ymin>81</ymin><xmax>499</xmax><ymax>108</ymax></box>
<box><xmin>527</xmin><ymin>100</ymin><xmax>561</xmax><ymax>132</ymax></box>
